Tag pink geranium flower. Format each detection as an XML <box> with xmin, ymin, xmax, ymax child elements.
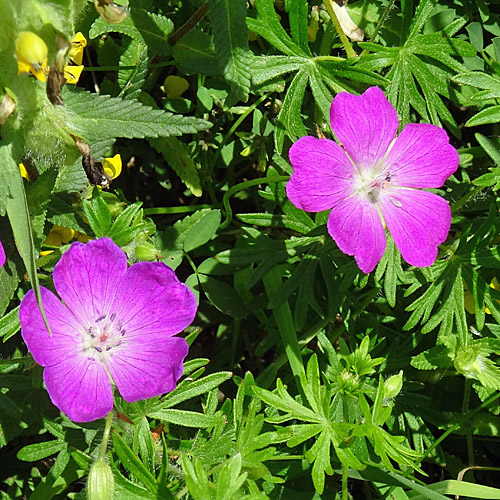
<box><xmin>286</xmin><ymin>86</ymin><xmax>459</xmax><ymax>273</ymax></box>
<box><xmin>0</xmin><ymin>242</ymin><xmax>4</xmax><ymax>269</ymax></box>
<box><xmin>19</xmin><ymin>238</ymin><xmax>197</xmax><ymax>422</ymax></box>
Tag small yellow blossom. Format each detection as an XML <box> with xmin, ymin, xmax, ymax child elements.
<box><xmin>64</xmin><ymin>65</ymin><xmax>84</xmax><ymax>84</ymax></box>
<box><xmin>44</xmin><ymin>225</ymin><xmax>75</xmax><ymax>247</ymax></box>
<box><xmin>102</xmin><ymin>154</ymin><xmax>122</xmax><ymax>179</ymax></box>
<box><xmin>163</xmin><ymin>75</ymin><xmax>189</xmax><ymax>99</ymax></box>
<box><xmin>15</xmin><ymin>31</ymin><xmax>48</xmax><ymax>82</ymax></box>
<box><xmin>19</xmin><ymin>163</ymin><xmax>30</xmax><ymax>180</ymax></box>
<box><xmin>69</xmin><ymin>32</ymin><xmax>87</xmax><ymax>65</ymax></box>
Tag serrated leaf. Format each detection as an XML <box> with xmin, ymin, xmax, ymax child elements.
<box><xmin>171</xmin><ymin>30</ymin><xmax>220</xmax><ymax>76</ymax></box>
<box><xmin>17</xmin><ymin>440</ymin><xmax>65</xmax><ymax>462</ymax></box>
<box><xmin>208</xmin><ymin>0</ymin><xmax>251</xmax><ymax>103</ymax></box>
<box><xmin>90</xmin><ymin>8</ymin><xmax>173</xmax><ymax>55</ymax></box>
<box><xmin>57</xmin><ymin>88</ymin><xmax>211</xmax><ymax>145</ymax></box>
<box><xmin>118</xmin><ymin>40</ymin><xmax>149</xmax><ymax>100</ymax></box>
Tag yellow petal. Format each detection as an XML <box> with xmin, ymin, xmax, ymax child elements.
<box><xmin>69</xmin><ymin>32</ymin><xmax>87</xmax><ymax>65</ymax></box>
<box><xmin>102</xmin><ymin>153</ymin><xmax>122</xmax><ymax>179</ymax></box>
<box><xmin>64</xmin><ymin>65</ymin><xmax>84</xmax><ymax>84</ymax></box>
<box><xmin>490</xmin><ymin>277</ymin><xmax>500</xmax><ymax>290</ymax></box>
<box><xmin>19</xmin><ymin>163</ymin><xmax>30</xmax><ymax>181</ymax></box>
<box><xmin>44</xmin><ymin>225</ymin><xmax>75</xmax><ymax>247</ymax></box>
<box><xmin>164</xmin><ymin>75</ymin><xmax>189</xmax><ymax>99</ymax></box>
<box><xmin>75</xmin><ymin>231</ymin><xmax>92</xmax><ymax>243</ymax></box>
<box><xmin>464</xmin><ymin>289</ymin><xmax>475</xmax><ymax>315</ymax></box>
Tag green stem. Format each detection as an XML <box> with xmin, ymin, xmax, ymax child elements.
<box><xmin>220</xmin><ymin>175</ymin><xmax>290</xmax><ymax>230</ymax></box>
<box><xmin>451</xmin><ymin>186</ymin><xmax>484</xmax><ymax>213</ymax></box>
<box><xmin>143</xmin><ymin>204</ymin><xmax>214</xmax><ymax>215</ymax></box>
<box><xmin>360</xmin><ymin>0</ymin><xmax>396</xmax><ymax>56</ymax></box>
<box><xmin>462</xmin><ymin>379</ymin><xmax>474</xmax><ymax>465</ymax></box>
<box><xmin>263</xmin><ymin>267</ymin><xmax>305</xmax><ymax>388</ymax></box>
<box><xmin>324</xmin><ymin>0</ymin><xmax>357</xmax><ymax>59</ymax></box>
<box><xmin>98</xmin><ymin>411</ymin><xmax>114</xmax><ymax>462</ymax></box>
<box><xmin>342</xmin><ymin>465</ymin><xmax>348</xmax><ymax>500</ymax></box>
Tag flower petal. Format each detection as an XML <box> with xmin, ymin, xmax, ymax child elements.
<box><xmin>111</xmin><ymin>261</ymin><xmax>197</xmax><ymax>338</ymax></box>
<box><xmin>330</xmin><ymin>86</ymin><xmax>399</xmax><ymax>170</ymax></box>
<box><xmin>43</xmin><ymin>356</ymin><xmax>113</xmax><ymax>422</ymax></box>
<box><xmin>386</xmin><ymin>123</ymin><xmax>459</xmax><ymax>188</ymax></box>
<box><xmin>380</xmin><ymin>188</ymin><xmax>451</xmax><ymax>268</ymax></box>
<box><xmin>108</xmin><ymin>337</ymin><xmax>188</xmax><ymax>402</ymax></box>
<box><xmin>327</xmin><ymin>196</ymin><xmax>386</xmax><ymax>273</ymax></box>
<box><xmin>0</xmin><ymin>241</ymin><xmax>5</xmax><ymax>269</ymax></box>
<box><xmin>287</xmin><ymin>136</ymin><xmax>354</xmax><ymax>212</ymax></box>
<box><xmin>52</xmin><ymin>238</ymin><xmax>127</xmax><ymax>326</ymax></box>
<box><xmin>20</xmin><ymin>287</ymin><xmax>82</xmax><ymax>367</ymax></box>
<box><xmin>20</xmin><ymin>288</ymin><xmax>112</xmax><ymax>422</ymax></box>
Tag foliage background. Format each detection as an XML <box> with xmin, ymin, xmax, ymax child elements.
<box><xmin>2</xmin><ymin>0</ymin><xmax>500</xmax><ymax>498</ymax></box>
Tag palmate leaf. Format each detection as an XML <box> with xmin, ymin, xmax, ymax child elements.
<box><xmin>356</xmin><ymin>8</ymin><xmax>475</xmax><ymax>135</ymax></box>
<box><xmin>208</xmin><ymin>0</ymin><xmax>252</xmax><ymax>104</ymax></box>
<box><xmin>247</xmin><ymin>0</ymin><xmax>386</xmax><ymax>148</ymax></box>
<box><xmin>53</xmin><ymin>87</ymin><xmax>211</xmax><ymax>149</ymax></box>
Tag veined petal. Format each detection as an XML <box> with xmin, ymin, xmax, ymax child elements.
<box><xmin>330</xmin><ymin>86</ymin><xmax>399</xmax><ymax>171</ymax></box>
<box><xmin>20</xmin><ymin>288</ymin><xmax>113</xmax><ymax>422</ymax></box>
<box><xmin>327</xmin><ymin>196</ymin><xmax>386</xmax><ymax>273</ymax></box>
<box><xmin>44</xmin><ymin>357</ymin><xmax>113</xmax><ymax>422</ymax></box>
<box><xmin>0</xmin><ymin>241</ymin><xmax>5</xmax><ymax>268</ymax></box>
<box><xmin>287</xmin><ymin>136</ymin><xmax>354</xmax><ymax>212</ymax></box>
<box><xmin>386</xmin><ymin>123</ymin><xmax>459</xmax><ymax>188</ymax></box>
<box><xmin>111</xmin><ymin>261</ymin><xmax>197</xmax><ymax>338</ymax></box>
<box><xmin>20</xmin><ymin>287</ymin><xmax>82</xmax><ymax>367</ymax></box>
<box><xmin>109</xmin><ymin>337</ymin><xmax>188</xmax><ymax>402</ymax></box>
<box><xmin>52</xmin><ymin>238</ymin><xmax>127</xmax><ymax>326</ymax></box>
<box><xmin>380</xmin><ymin>188</ymin><xmax>451</xmax><ymax>268</ymax></box>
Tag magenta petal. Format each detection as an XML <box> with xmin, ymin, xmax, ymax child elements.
<box><xmin>0</xmin><ymin>241</ymin><xmax>5</xmax><ymax>269</ymax></box>
<box><xmin>53</xmin><ymin>238</ymin><xmax>127</xmax><ymax>325</ymax></box>
<box><xmin>287</xmin><ymin>136</ymin><xmax>354</xmax><ymax>212</ymax></box>
<box><xmin>20</xmin><ymin>287</ymin><xmax>82</xmax><ymax>367</ymax></box>
<box><xmin>108</xmin><ymin>337</ymin><xmax>188</xmax><ymax>402</ymax></box>
<box><xmin>43</xmin><ymin>357</ymin><xmax>113</xmax><ymax>422</ymax></box>
<box><xmin>386</xmin><ymin>123</ymin><xmax>459</xmax><ymax>188</ymax></box>
<box><xmin>330</xmin><ymin>87</ymin><xmax>398</xmax><ymax>170</ymax></box>
<box><xmin>380</xmin><ymin>188</ymin><xmax>451</xmax><ymax>268</ymax></box>
<box><xmin>111</xmin><ymin>261</ymin><xmax>197</xmax><ymax>337</ymax></box>
<box><xmin>327</xmin><ymin>196</ymin><xmax>386</xmax><ymax>273</ymax></box>
<box><xmin>20</xmin><ymin>288</ymin><xmax>112</xmax><ymax>422</ymax></box>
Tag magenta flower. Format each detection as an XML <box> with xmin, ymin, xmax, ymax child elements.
<box><xmin>19</xmin><ymin>238</ymin><xmax>197</xmax><ymax>422</ymax></box>
<box><xmin>287</xmin><ymin>86</ymin><xmax>459</xmax><ymax>273</ymax></box>
<box><xmin>0</xmin><ymin>242</ymin><xmax>4</xmax><ymax>269</ymax></box>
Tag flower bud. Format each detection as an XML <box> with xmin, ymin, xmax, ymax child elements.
<box><xmin>383</xmin><ymin>370</ymin><xmax>403</xmax><ymax>399</ymax></box>
<box><xmin>135</xmin><ymin>241</ymin><xmax>159</xmax><ymax>261</ymax></box>
<box><xmin>86</xmin><ymin>459</ymin><xmax>114</xmax><ymax>500</ymax></box>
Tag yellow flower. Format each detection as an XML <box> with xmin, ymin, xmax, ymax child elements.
<box><xmin>102</xmin><ymin>154</ymin><xmax>122</xmax><ymax>179</ymax></box>
<box><xmin>19</xmin><ymin>163</ymin><xmax>30</xmax><ymax>180</ymax></box>
<box><xmin>64</xmin><ymin>64</ymin><xmax>84</xmax><ymax>84</ymax></box>
<box><xmin>44</xmin><ymin>225</ymin><xmax>75</xmax><ymax>247</ymax></box>
<box><xmin>163</xmin><ymin>75</ymin><xmax>189</xmax><ymax>99</ymax></box>
<box><xmin>15</xmin><ymin>31</ymin><xmax>48</xmax><ymax>82</ymax></box>
<box><xmin>69</xmin><ymin>32</ymin><xmax>87</xmax><ymax>65</ymax></box>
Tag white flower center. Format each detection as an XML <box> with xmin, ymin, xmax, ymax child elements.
<box><xmin>353</xmin><ymin>167</ymin><xmax>392</xmax><ymax>203</ymax></box>
<box><xmin>80</xmin><ymin>312</ymin><xmax>126</xmax><ymax>361</ymax></box>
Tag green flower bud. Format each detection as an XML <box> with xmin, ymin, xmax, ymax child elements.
<box><xmin>383</xmin><ymin>370</ymin><xmax>403</xmax><ymax>399</ymax></box>
<box><xmin>135</xmin><ymin>241</ymin><xmax>159</xmax><ymax>261</ymax></box>
<box><xmin>86</xmin><ymin>459</ymin><xmax>114</xmax><ymax>500</ymax></box>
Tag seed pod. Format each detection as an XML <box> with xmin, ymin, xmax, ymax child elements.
<box><xmin>86</xmin><ymin>459</ymin><xmax>115</xmax><ymax>500</ymax></box>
